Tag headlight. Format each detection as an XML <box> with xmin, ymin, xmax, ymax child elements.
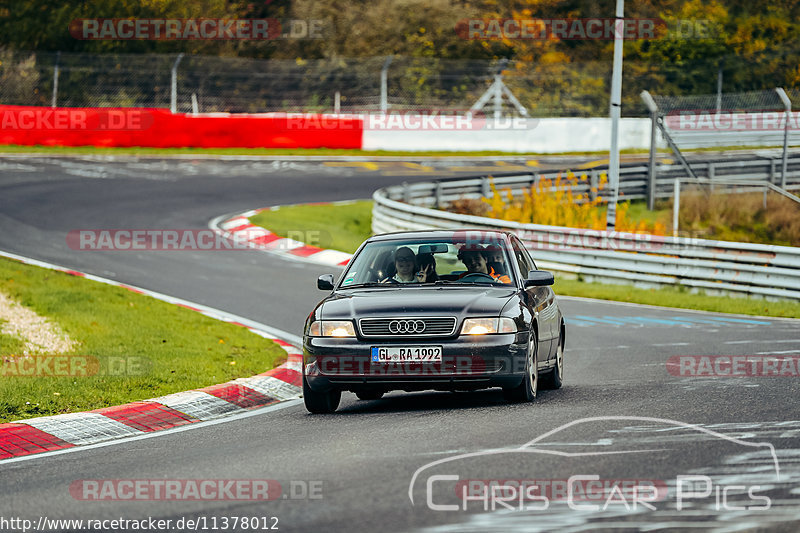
<box><xmin>460</xmin><ymin>317</ymin><xmax>517</xmax><ymax>335</ymax></box>
<box><xmin>308</xmin><ymin>320</ymin><xmax>356</xmax><ymax>337</ymax></box>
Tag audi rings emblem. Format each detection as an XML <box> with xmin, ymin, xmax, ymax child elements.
<box><xmin>388</xmin><ymin>319</ymin><xmax>426</xmax><ymax>334</ymax></box>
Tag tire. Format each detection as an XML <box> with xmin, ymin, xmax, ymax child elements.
<box><xmin>503</xmin><ymin>329</ymin><xmax>538</xmax><ymax>403</ymax></box>
<box><xmin>541</xmin><ymin>336</ymin><xmax>564</xmax><ymax>390</ymax></box>
<box><xmin>356</xmin><ymin>390</ymin><xmax>384</xmax><ymax>401</ymax></box>
<box><xmin>303</xmin><ymin>375</ymin><xmax>341</xmax><ymax>414</ymax></box>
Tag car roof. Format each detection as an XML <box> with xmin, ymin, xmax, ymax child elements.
<box><xmin>366</xmin><ymin>229</ymin><xmax>514</xmax><ymax>243</ymax></box>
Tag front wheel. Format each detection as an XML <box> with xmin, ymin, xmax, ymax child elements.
<box><xmin>503</xmin><ymin>330</ymin><xmax>538</xmax><ymax>403</ymax></box>
<box><xmin>541</xmin><ymin>337</ymin><xmax>563</xmax><ymax>390</ymax></box>
<box><xmin>303</xmin><ymin>375</ymin><xmax>341</xmax><ymax>414</ymax></box>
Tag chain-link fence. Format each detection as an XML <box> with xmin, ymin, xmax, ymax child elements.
<box><xmin>647</xmin><ymin>88</ymin><xmax>799</xmax><ymax>150</ymax></box>
<box><xmin>1</xmin><ymin>49</ymin><xmax>798</xmax><ymax>117</ymax></box>
<box><xmin>651</xmin><ymin>89</ymin><xmax>792</xmax><ymax>114</ymax></box>
<box><xmin>638</xmin><ymin>87</ymin><xmax>800</xmax><ymax>207</ymax></box>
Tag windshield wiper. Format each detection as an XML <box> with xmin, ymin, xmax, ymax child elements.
<box><xmin>341</xmin><ymin>282</ymin><xmax>394</xmax><ymax>289</ymax></box>
<box><xmin>433</xmin><ymin>280</ymin><xmax>499</xmax><ymax>286</ymax></box>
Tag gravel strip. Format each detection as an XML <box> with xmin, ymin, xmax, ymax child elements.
<box><xmin>0</xmin><ymin>291</ymin><xmax>77</xmax><ymax>355</ymax></box>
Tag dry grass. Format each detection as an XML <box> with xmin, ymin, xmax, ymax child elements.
<box><xmin>674</xmin><ymin>189</ymin><xmax>800</xmax><ymax>246</ymax></box>
<box><xmin>448</xmin><ymin>179</ymin><xmax>798</xmax><ymax>247</ymax></box>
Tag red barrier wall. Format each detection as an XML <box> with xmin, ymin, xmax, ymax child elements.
<box><xmin>0</xmin><ymin>106</ymin><xmax>363</xmax><ymax>149</ymax></box>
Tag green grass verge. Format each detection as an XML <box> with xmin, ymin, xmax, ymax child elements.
<box><xmin>0</xmin><ymin>145</ymin><xmax>557</xmax><ymax>157</ymax></box>
<box><xmin>0</xmin><ymin>329</ymin><xmax>27</xmax><ymax>357</ymax></box>
<box><xmin>553</xmin><ymin>278</ymin><xmax>800</xmax><ymax>319</ymax></box>
<box><xmin>249</xmin><ymin>201</ymin><xmax>373</xmax><ymax>254</ymax></box>
<box><xmin>0</xmin><ymin>257</ymin><xmax>287</xmax><ymax>423</ymax></box>
<box><xmin>0</xmin><ymin>144</ymin><xmax>773</xmax><ymax>158</ymax></box>
<box><xmin>249</xmin><ymin>200</ymin><xmax>800</xmax><ymax>319</ymax></box>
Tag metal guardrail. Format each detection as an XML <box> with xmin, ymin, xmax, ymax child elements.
<box><xmin>391</xmin><ymin>155</ymin><xmax>800</xmax><ymax>209</ymax></box>
<box><xmin>372</xmin><ymin>157</ymin><xmax>800</xmax><ymax>300</ymax></box>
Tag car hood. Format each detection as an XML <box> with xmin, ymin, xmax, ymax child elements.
<box><xmin>320</xmin><ymin>286</ymin><xmax>517</xmax><ymax>319</ymax></box>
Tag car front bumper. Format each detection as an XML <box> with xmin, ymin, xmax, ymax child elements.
<box><xmin>303</xmin><ymin>332</ymin><xmax>529</xmax><ymax>393</ymax></box>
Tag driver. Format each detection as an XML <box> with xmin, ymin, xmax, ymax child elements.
<box><xmin>457</xmin><ymin>245</ymin><xmax>511</xmax><ymax>283</ymax></box>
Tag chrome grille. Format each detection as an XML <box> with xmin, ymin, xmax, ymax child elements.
<box><xmin>359</xmin><ymin>317</ymin><xmax>457</xmax><ymax>337</ymax></box>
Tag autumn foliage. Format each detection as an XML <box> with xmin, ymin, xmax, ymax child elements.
<box><xmin>475</xmin><ymin>172</ymin><xmax>666</xmax><ymax>234</ymax></box>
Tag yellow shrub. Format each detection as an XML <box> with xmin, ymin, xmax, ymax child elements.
<box><xmin>481</xmin><ymin>173</ymin><xmax>665</xmax><ymax>235</ymax></box>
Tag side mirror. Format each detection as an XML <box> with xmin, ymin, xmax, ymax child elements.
<box><xmin>317</xmin><ymin>274</ymin><xmax>335</xmax><ymax>291</ymax></box>
<box><xmin>524</xmin><ymin>270</ymin><xmax>554</xmax><ymax>287</ymax></box>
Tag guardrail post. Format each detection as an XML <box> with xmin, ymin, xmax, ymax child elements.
<box><xmin>708</xmin><ymin>163</ymin><xmax>715</xmax><ymax>193</ymax></box>
<box><xmin>673</xmin><ymin>178</ymin><xmax>680</xmax><ymax>238</ymax></box>
<box><xmin>589</xmin><ymin>170</ymin><xmax>598</xmax><ymax>202</ymax></box>
<box><xmin>770</xmin><ymin>159</ymin><xmax>776</xmax><ymax>184</ymax></box>
<box><xmin>402</xmin><ymin>181</ymin><xmax>410</xmax><ymax>203</ymax></box>
<box><xmin>434</xmin><ymin>182</ymin><xmax>443</xmax><ymax>209</ymax></box>
<box><xmin>481</xmin><ymin>176</ymin><xmax>490</xmax><ymax>197</ymax></box>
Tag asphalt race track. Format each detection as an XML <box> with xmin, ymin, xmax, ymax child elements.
<box><xmin>1</xmin><ymin>155</ymin><xmax>799</xmax><ymax>532</ymax></box>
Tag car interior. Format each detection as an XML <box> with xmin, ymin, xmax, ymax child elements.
<box><xmin>352</xmin><ymin>242</ymin><xmax>511</xmax><ymax>285</ymax></box>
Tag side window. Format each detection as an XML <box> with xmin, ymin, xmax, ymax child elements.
<box><xmin>511</xmin><ymin>236</ymin><xmax>536</xmax><ymax>279</ymax></box>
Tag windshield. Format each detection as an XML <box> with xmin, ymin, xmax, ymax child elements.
<box><xmin>340</xmin><ymin>237</ymin><xmax>515</xmax><ymax>287</ymax></box>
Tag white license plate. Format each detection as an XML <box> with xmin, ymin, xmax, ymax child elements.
<box><xmin>371</xmin><ymin>346</ymin><xmax>442</xmax><ymax>363</ymax></box>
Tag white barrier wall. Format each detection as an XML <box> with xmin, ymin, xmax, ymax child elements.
<box><xmin>665</xmin><ymin>111</ymin><xmax>800</xmax><ymax>148</ymax></box>
<box><xmin>361</xmin><ymin>117</ymin><xmax>653</xmax><ymax>153</ymax></box>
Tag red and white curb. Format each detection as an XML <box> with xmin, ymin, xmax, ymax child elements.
<box><xmin>211</xmin><ymin>203</ymin><xmax>354</xmax><ymax>267</ymax></box>
<box><xmin>0</xmin><ymin>250</ymin><xmax>303</xmax><ymax>461</ymax></box>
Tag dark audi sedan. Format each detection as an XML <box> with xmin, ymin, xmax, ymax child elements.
<box><xmin>302</xmin><ymin>230</ymin><xmax>565</xmax><ymax>413</ymax></box>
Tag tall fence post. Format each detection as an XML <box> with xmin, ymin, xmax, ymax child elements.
<box><xmin>380</xmin><ymin>56</ymin><xmax>393</xmax><ymax>115</ymax></box>
<box><xmin>605</xmin><ymin>0</ymin><xmax>625</xmax><ymax>230</ymax></box>
<box><xmin>640</xmin><ymin>90</ymin><xmax>659</xmax><ymax>210</ymax></box>
<box><xmin>775</xmin><ymin>87</ymin><xmax>792</xmax><ymax>190</ymax></box>
<box><xmin>170</xmin><ymin>53</ymin><xmax>185</xmax><ymax>114</ymax></box>
<box><xmin>51</xmin><ymin>51</ymin><xmax>60</xmax><ymax>108</ymax></box>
